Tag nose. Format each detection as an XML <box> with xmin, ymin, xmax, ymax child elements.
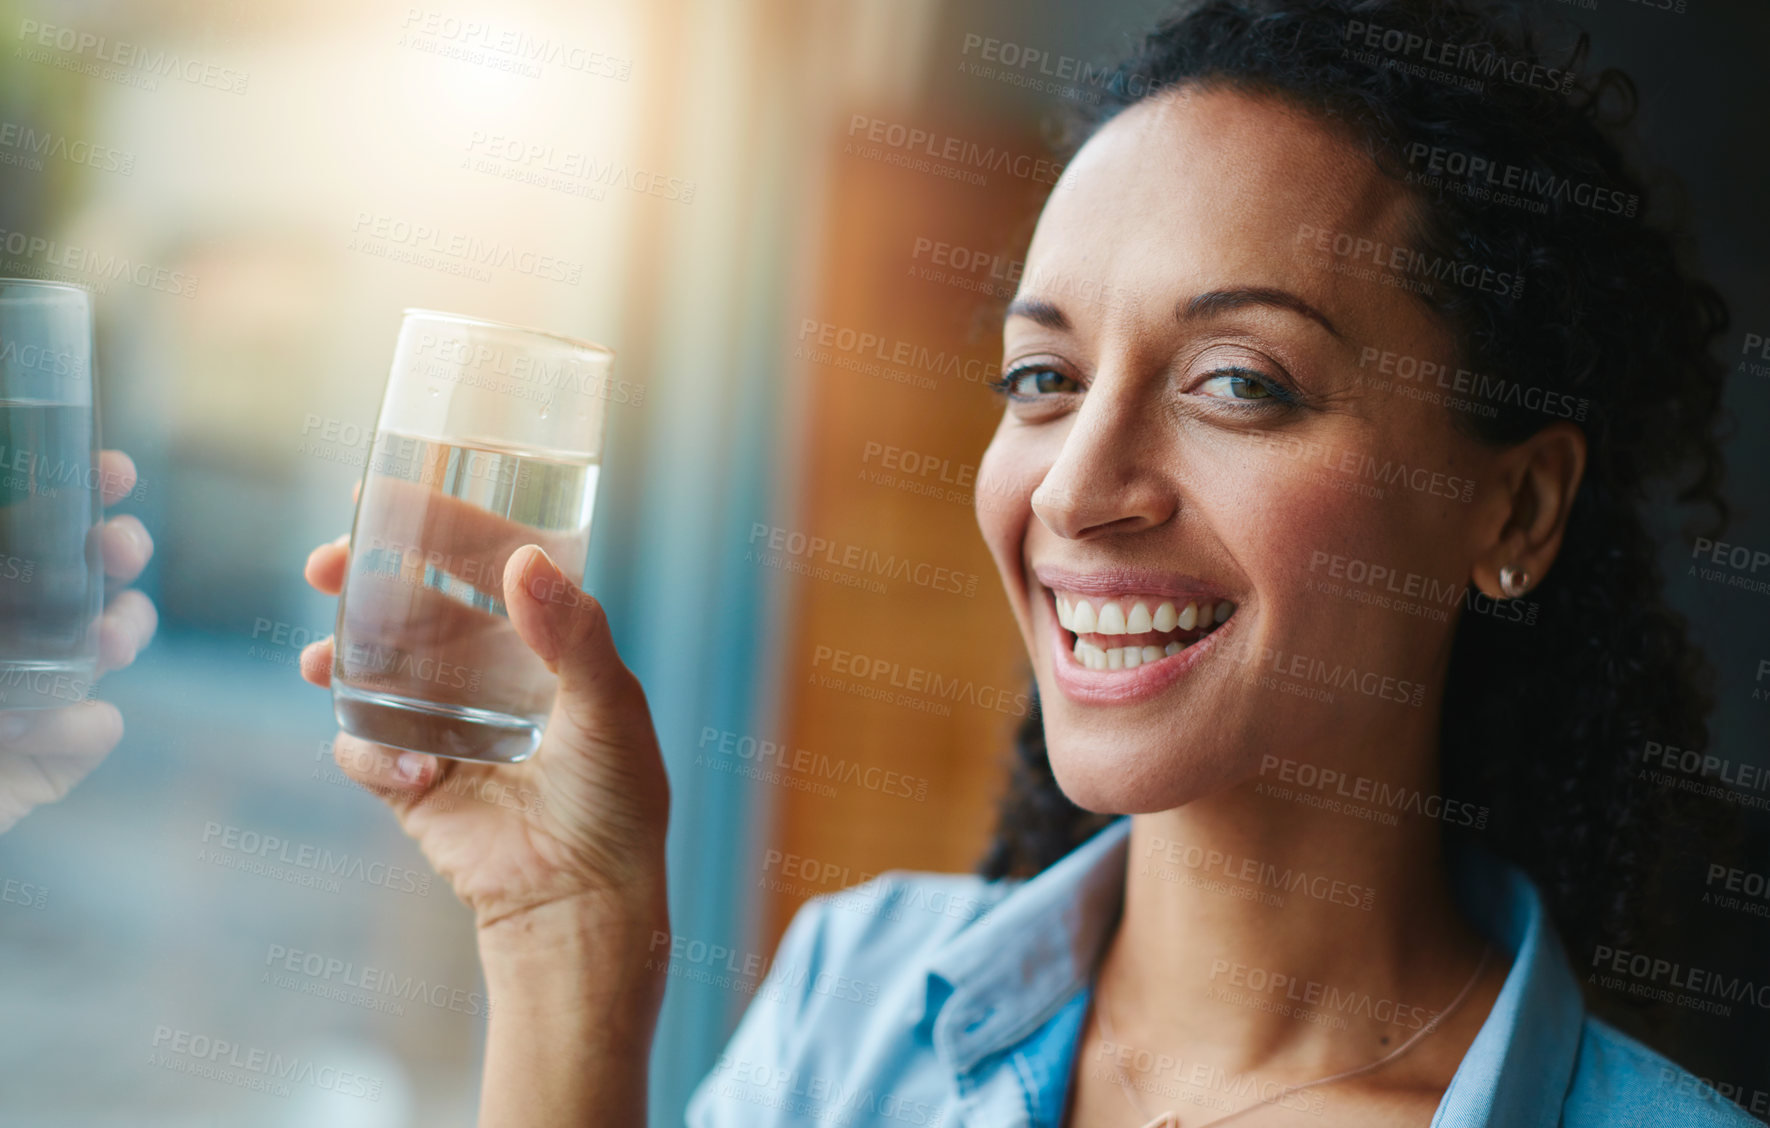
<box><xmin>1031</xmin><ymin>388</ymin><xmax>1174</xmax><ymax>540</ymax></box>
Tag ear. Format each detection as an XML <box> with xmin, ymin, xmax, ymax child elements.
<box><xmin>1471</xmin><ymin>422</ymin><xmax>1587</xmax><ymax>599</ymax></box>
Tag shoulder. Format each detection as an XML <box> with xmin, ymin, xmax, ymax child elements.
<box><xmin>779</xmin><ymin>867</ymin><xmax>1010</xmax><ymax>984</ymax></box>
<box><xmin>1562</xmin><ymin>1016</ymin><xmax>1760</xmax><ymax>1126</ymax></box>
<box><xmin>683</xmin><ymin>869</ymin><xmax>1014</xmax><ymax>1126</ymax></box>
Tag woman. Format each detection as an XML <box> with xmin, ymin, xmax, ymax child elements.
<box><xmin>299</xmin><ymin>0</ymin><xmax>1757</xmax><ymax>1123</ymax></box>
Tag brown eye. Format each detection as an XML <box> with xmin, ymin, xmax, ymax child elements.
<box><xmin>1195</xmin><ymin>366</ymin><xmax>1289</xmax><ymax>403</ymax></box>
<box><xmin>992</xmin><ymin>366</ymin><xmax>1081</xmax><ymax>398</ymax></box>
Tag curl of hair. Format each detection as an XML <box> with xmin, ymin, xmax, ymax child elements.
<box><xmin>978</xmin><ymin>0</ymin><xmax>1738</xmax><ymax>999</ymax></box>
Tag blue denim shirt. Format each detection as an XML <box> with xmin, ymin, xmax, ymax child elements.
<box><xmin>685</xmin><ymin>817</ymin><xmax>1757</xmax><ymax>1127</ymax></box>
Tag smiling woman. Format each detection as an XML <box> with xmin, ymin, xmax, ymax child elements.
<box><xmin>682</xmin><ymin>0</ymin><xmax>1751</xmax><ymax>1125</ymax></box>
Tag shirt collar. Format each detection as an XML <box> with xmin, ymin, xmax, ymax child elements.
<box><xmin>919</xmin><ymin>817</ymin><xmax>1129</xmax><ymax>1073</ymax></box>
<box><xmin>916</xmin><ymin>815</ymin><xmax>1588</xmax><ymax>1123</ymax></box>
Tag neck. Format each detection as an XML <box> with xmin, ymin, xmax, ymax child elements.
<box><xmin>1094</xmin><ymin>732</ymin><xmax>1493</xmax><ymax>1083</ymax></box>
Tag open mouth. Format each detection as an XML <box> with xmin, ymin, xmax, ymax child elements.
<box><xmin>1049</xmin><ymin>590</ymin><xmax>1237</xmax><ymax>670</ymax></box>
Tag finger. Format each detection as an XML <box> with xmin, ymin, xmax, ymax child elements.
<box><xmin>99</xmin><ymin>514</ymin><xmax>153</xmax><ymax>582</ymax></box>
<box><xmin>0</xmin><ymin>702</ymin><xmax>124</xmax><ymax>833</ymax></box>
<box><xmin>357</xmin><ymin>477</ymin><xmax>586</xmax><ymax>602</ymax></box>
<box><xmin>98</xmin><ymin>451</ymin><xmax>137</xmax><ymax>508</ymax></box>
<box><xmin>331</xmin><ymin>731</ymin><xmax>447</xmax><ymax>812</ymax></box>
<box><xmin>304</xmin><ymin>535</ymin><xmax>350</xmax><ymax>595</ymax></box>
<box><xmin>300</xmin><ymin>637</ymin><xmax>334</xmax><ymax>688</ymax></box>
<box><xmin>0</xmin><ymin>700</ymin><xmax>124</xmax><ymax>759</ymax></box>
<box><xmin>97</xmin><ymin>589</ymin><xmax>157</xmax><ymax>674</ymax></box>
<box><xmin>505</xmin><ymin>545</ymin><xmax>647</xmax><ymax>748</ymax></box>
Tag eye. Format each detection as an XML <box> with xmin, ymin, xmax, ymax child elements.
<box><xmin>1194</xmin><ymin>366</ymin><xmax>1292</xmax><ymax>404</ymax></box>
<box><xmin>989</xmin><ymin>364</ymin><xmax>1081</xmax><ymax>400</ymax></box>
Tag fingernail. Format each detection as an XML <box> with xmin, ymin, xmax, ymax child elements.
<box><xmin>396</xmin><ymin>752</ymin><xmax>425</xmax><ymax>784</ymax></box>
<box><xmin>523</xmin><ymin>545</ymin><xmax>564</xmax><ymax>601</ymax></box>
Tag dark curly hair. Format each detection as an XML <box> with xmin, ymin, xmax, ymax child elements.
<box><xmin>978</xmin><ymin>0</ymin><xmax>1739</xmax><ymax>1005</ymax></box>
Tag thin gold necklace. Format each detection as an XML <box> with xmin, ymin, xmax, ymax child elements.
<box><xmin>1091</xmin><ymin>944</ymin><xmax>1493</xmax><ymax>1128</ymax></box>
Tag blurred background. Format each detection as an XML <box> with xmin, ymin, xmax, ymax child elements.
<box><xmin>0</xmin><ymin>0</ymin><xmax>1764</xmax><ymax>1124</ymax></box>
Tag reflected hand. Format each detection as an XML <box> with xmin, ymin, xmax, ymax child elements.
<box><xmin>0</xmin><ymin>451</ymin><xmax>158</xmax><ymax>833</ymax></box>
<box><xmin>300</xmin><ymin>495</ymin><xmax>670</xmax><ymax>932</ymax></box>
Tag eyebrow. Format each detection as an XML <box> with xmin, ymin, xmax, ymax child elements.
<box><xmin>1004</xmin><ymin>287</ymin><xmax>1344</xmax><ymax>341</ymax></box>
<box><xmin>1003</xmin><ymin>298</ymin><xmax>1069</xmax><ymax>331</ymax></box>
<box><xmin>1181</xmin><ymin>287</ymin><xmax>1344</xmax><ymax>340</ymax></box>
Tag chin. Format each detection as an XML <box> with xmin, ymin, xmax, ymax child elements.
<box><xmin>1042</xmin><ymin>717</ymin><xmax>1244</xmax><ymax>815</ymax></box>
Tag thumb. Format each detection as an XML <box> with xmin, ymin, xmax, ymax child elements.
<box><xmin>503</xmin><ymin>545</ymin><xmax>644</xmax><ymax>744</ymax></box>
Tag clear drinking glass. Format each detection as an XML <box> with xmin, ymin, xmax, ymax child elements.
<box><xmin>332</xmin><ymin>309</ymin><xmax>612</xmax><ymax>764</ymax></box>
<box><xmin>0</xmin><ymin>280</ymin><xmax>102</xmax><ymax>711</ymax></box>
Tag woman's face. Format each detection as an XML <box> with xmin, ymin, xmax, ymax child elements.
<box><xmin>976</xmin><ymin>86</ymin><xmax>1514</xmax><ymax>813</ymax></box>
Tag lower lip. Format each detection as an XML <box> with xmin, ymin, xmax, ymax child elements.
<box><xmin>1044</xmin><ymin>595</ymin><xmax>1237</xmax><ymax>705</ymax></box>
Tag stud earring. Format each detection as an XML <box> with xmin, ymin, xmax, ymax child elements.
<box><xmin>1499</xmin><ymin>565</ymin><xmax>1531</xmax><ymax>599</ymax></box>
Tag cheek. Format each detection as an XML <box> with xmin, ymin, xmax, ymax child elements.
<box><xmin>973</xmin><ymin>428</ymin><xmax>1041</xmax><ymax>576</ymax></box>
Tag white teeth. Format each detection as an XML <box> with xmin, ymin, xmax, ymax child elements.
<box><xmin>1071</xmin><ymin>599</ymin><xmax>1097</xmax><ymax>633</ymax></box>
<box><xmin>1177</xmin><ymin>602</ymin><xmax>1198</xmax><ymax>630</ymax></box>
<box><xmin>1056</xmin><ymin>595</ymin><xmax>1074</xmax><ymax>631</ymax></box>
<box><xmin>1071</xmin><ymin>636</ymin><xmax>1192</xmax><ymax>671</ymax></box>
<box><xmin>1152</xmin><ymin>601</ymin><xmax>1178</xmax><ymax>632</ymax></box>
<box><xmin>1125</xmin><ymin>602</ymin><xmax>1153</xmax><ymax>633</ymax></box>
<box><xmin>1214</xmin><ymin>600</ymin><xmax>1234</xmax><ymax>624</ymax></box>
<box><xmin>1097</xmin><ymin>601</ymin><xmax>1127</xmax><ymax>635</ymax></box>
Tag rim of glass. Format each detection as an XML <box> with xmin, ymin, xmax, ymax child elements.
<box><xmin>0</xmin><ymin>277</ymin><xmax>90</xmax><ymax>300</ymax></box>
<box><xmin>402</xmin><ymin>307</ymin><xmax>612</xmax><ymax>357</ymax></box>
